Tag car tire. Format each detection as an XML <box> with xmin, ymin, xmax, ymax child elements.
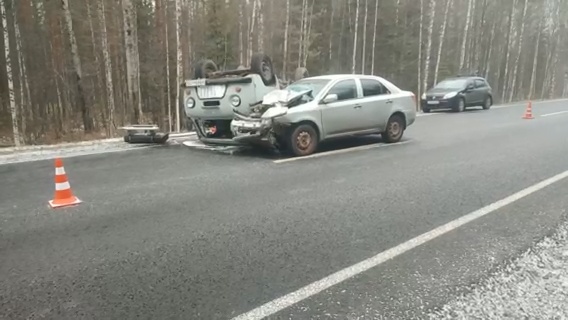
<box><xmin>381</xmin><ymin>114</ymin><xmax>406</xmax><ymax>143</ymax></box>
<box><xmin>453</xmin><ymin>98</ymin><xmax>465</xmax><ymax>113</ymax></box>
<box><xmin>294</xmin><ymin>67</ymin><xmax>309</xmax><ymax>81</ymax></box>
<box><xmin>288</xmin><ymin>124</ymin><xmax>319</xmax><ymax>157</ymax></box>
<box><xmin>422</xmin><ymin>107</ymin><xmax>431</xmax><ymax>113</ymax></box>
<box><xmin>482</xmin><ymin>96</ymin><xmax>492</xmax><ymax>110</ymax></box>
<box><xmin>250</xmin><ymin>53</ymin><xmax>276</xmax><ymax>86</ymax></box>
<box><xmin>193</xmin><ymin>59</ymin><xmax>218</xmax><ymax>79</ymax></box>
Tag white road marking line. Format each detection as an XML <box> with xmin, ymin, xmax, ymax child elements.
<box><xmin>541</xmin><ymin>110</ymin><xmax>568</xmax><ymax>117</ymax></box>
<box><xmin>273</xmin><ymin>140</ymin><xmax>414</xmax><ymax>164</ymax></box>
<box><xmin>417</xmin><ymin>113</ymin><xmax>441</xmax><ymax>117</ymax></box>
<box><xmin>231</xmin><ymin>168</ymin><xmax>568</xmax><ymax>320</ymax></box>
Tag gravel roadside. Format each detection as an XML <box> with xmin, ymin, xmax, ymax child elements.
<box><xmin>429</xmin><ymin>219</ymin><xmax>568</xmax><ymax>320</ymax></box>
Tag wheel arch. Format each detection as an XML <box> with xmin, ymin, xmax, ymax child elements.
<box><xmin>389</xmin><ymin>111</ymin><xmax>407</xmax><ymax>130</ymax></box>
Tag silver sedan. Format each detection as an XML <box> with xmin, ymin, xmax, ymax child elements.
<box><xmin>231</xmin><ymin>74</ymin><xmax>417</xmax><ymax>157</ymax></box>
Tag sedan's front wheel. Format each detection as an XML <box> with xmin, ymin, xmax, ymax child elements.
<box><xmin>289</xmin><ymin>124</ymin><xmax>319</xmax><ymax>157</ymax></box>
<box><xmin>381</xmin><ymin>114</ymin><xmax>406</xmax><ymax>143</ymax></box>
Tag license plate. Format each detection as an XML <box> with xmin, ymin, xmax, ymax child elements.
<box><xmin>186</xmin><ymin>79</ymin><xmax>207</xmax><ymax>87</ymax></box>
<box><xmin>197</xmin><ymin>85</ymin><xmax>226</xmax><ymax>99</ymax></box>
<box><xmin>242</xmin><ymin>122</ymin><xmax>260</xmax><ymax>128</ymax></box>
<box><xmin>427</xmin><ymin>100</ymin><xmax>440</xmax><ymax>105</ymax></box>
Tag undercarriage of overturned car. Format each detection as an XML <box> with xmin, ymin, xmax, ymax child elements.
<box><xmin>230</xmin><ymin>89</ymin><xmax>312</xmax><ymax>152</ymax></box>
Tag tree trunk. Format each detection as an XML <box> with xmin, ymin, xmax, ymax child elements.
<box><xmin>507</xmin><ymin>0</ymin><xmax>528</xmax><ymax>102</ymax></box>
<box><xmin>458</xmin><ymin>0</ymin><xmax>473</xmax><ymax>71</ymax></box>
<box><xmin>417</xmin><ymin>0</ymin><xmax>423</xmax><ymax>98</ymax></box>
<box><xmin>434</xmin><ymin>0</ymin><xmax>452</xmax><ymax>85</ymax></box>
<box><xmin>175</xmin><ymin>0</ymin><xmax>183</xmax><ymax>132</ymax></box>
<box><xmin>422</xmin><ymin>0</ymin><xmax>436</xmax><ymax>94</ymax></box>
<box><xmin>1</xmin><ymin>0</ymin><xmax>21</xmax><ymax>146</ymax></box>
<box><xmin>98</xmin><ymin>0</ymin><xmax>116</xmax><ymax>136</ymax></box>
<box><xmin>370</xmin><ymin>0</ymin><xmax>378</xmax><ymax>74</ymax></box>
<box><xmin>122</xmin><ymin>0</ymin><xmax>142</xmax><ymax>123</ymax></box>
<box><xmin>164</xmin><ymin>1</ymin><xmax>172</xmax><ymax>131</ymax></box>
<box><xmin>351</xmin><ymin>0</ymin><xmax>360</xmax><ymax>74</ymax></box>
<box><xmin>361</xmin><ymin>0</ymin><xmax>368</xmax><ymax>73</ymax></box>
<box><xmin>61</xmin><ymin>0</ymin><xmax>93</xmax><ymax>132</ymax></box>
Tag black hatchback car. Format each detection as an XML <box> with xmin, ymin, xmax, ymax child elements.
<box><xmin>420</xmin><ymin>76</ymin><xmax>493</xmax><ymax>113</ymax></box>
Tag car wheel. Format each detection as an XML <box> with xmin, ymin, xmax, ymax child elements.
<box><xmin>250</xmin><ymin>53</ymin><xmax>276</xmax><ymax>86</ymax></box>
<box><xmin>482</xmin><ymin>96</ymin><xmax>492</xmax><ymax>110</ymax></box>
<box><xmin>422</xmin><ymin>107</ymin><xmax>431</xmax><ymax>113</ymax></box>
<box><xmin>453</xmin><ymin>98</ymin><xmax>465</xmax><ymax>113</ymax></box>
<box><xmin>381</xmin><ymin>114</ymin><xmax>405</xmax><ymax>143</ymax></box>
<box><xmin>289</xmin><ymin>124</ymin><xmax>318</xmax><ymax>157</ymax></box>
<box><xmin>193</xmin><ymin>59</ymin><xmax>218</xmax><ymax>79</ymax></box>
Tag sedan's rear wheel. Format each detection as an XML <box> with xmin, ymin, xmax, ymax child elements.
<box><xmin>289</xmin><ymin>124</ymin><xmax>318</xmax><ymax>157</ymax></box>
<box><xmin>381</xmin><ymin>114</ymin><xmax>405</xmax><ymax>143</ymax></box>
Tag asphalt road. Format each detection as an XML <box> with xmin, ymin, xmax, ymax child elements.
<box><xmin>1</xmin><ymin>100</ymin><xmax>568</xmax><ymax>320</ymax></box>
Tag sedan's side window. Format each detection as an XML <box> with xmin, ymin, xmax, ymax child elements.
<box><xmin>361</xmin><ymin>79</ymin><xmax>391</xmax><ymax>97</ymax></box>
<box><xmin>326</xmin><ymin>79</ymin><xmax>358</xmax><ymax>101</ymax></box>
<box><xmin>475</xmin><ymin>79</ymin><xmax>485</xmax><ymax>88</ymax></box>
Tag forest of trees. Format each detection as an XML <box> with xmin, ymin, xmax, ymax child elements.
<box><xmin>1</xmin><ymin>0</ymin><xmax>567</xmax><ymax>146</ymax></box>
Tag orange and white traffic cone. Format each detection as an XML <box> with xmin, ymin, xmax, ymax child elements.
<box><xmin>48</xmin><ymin>158</ymin><xmax>82</xmax><ymax>208</ymax></box>
<box><xmin>522</xmin><ymin>101</ymin><xmax>534</xmax><ymax>119</ymax></box>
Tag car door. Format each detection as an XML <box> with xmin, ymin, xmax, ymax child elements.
<box><xmin>358</xmin><ymin>78</ymin><xmax>393</xmax><ymax>131</ymax></box>
<box><xmin>463</xmin><ymin>79</ymin><xmax>477</xmax><ymax>104</ymax></box>
<box><xmin>474</xmin><ymin>79</ymin><xmax>488</xmax><ymax>103</ymax></box>
<box><xmin>320</xmin><ymin>79</ymin><xmax>365</xmax><ymax>136</ymax></box>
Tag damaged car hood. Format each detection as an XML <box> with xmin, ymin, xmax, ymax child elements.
<box><xmin>258</xmin><ymin>89</ymin><xmax>313</xmax><ymax>119</ymax></box>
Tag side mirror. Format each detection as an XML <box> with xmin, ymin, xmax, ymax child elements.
<box><xmin>466</xmin><ymin>84</ymin><xmax>474</xmax><ymax>91</ymax></box>
<box><xmin>322</xmin><ymin>94</ymin><xmax>339</xmax><ymax>104</ymax></box>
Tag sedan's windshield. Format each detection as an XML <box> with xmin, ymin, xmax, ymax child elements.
<box><xmin>287</xmin><ymin>79</ymin><xmax>331</xmax><ymax>97</ymax></box>
<box><xmin>434</xmin><ymin>79</ymin><xmax>468</xmax><ymax>90</ymax></box>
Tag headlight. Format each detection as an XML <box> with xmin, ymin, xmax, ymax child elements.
<box><xmin>443</xmin><ymin>92</ymin><xmax>458</xmax><ymax>99</ymax></box>
<box><xmin>421</xmin><ymin>93</ymin><xmax>426</xmax><ymax>100</ymax></box>
<box><xmin>261</xmin><ymin>118</ymin><xmax>272</xmax><ymax>126</ymax></box>
<box><xmin>230</xmin><ymin>95</ymin><xmax>241</xmax><ymax>107</ymax></box>
<box><xmin>186</xmin><ymin>97</ymin><xmax>195</xmax><ymax>109</ymax></box>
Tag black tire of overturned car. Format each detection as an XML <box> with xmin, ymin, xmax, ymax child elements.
<box><xmin>250</xmin><ymin>53</ymin><xmax>276</xmax><ymax>86</ymax></box>
<box><xmin>193</xmin><ymin>59</ymin><xmax>218</xmax><ymax>79</ymax></box>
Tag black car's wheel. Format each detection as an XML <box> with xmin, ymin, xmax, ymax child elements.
<box><xmin>422</xmin><ymin>107</ymin><xmax>431</xmax><ymax>113</ymax></box>
<box><xmin>482</xmin><ymin>96</ymin><xmax>492</xmax><ymax>110</ymax></box>
<box><xmin>288</xmin><ymin>124</ymin><xmax>319</xmax><ymax>157</ymax></box>
<box><xmin>250</xmin><ymin>53</ymin><xmax>276</xmax><ymax>86</ymax></box>
<box><xmin>381</xmin><ymin>114</ymin><xmax>406</xmax><ymax>143</ymax></box>
<box><xmin>453</xmin><ymin>98</ymin><xmax>465</xmax><ymax>112</ymax></box>
<box><xmin>193</xmin><ymin>59</ymin><xmax>218</xmax><ymax>79</ymax></box>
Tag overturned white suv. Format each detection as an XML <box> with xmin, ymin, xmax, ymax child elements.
<box><xmin>231</xmin><ymin>74</ymin><xmax>417</xmax><ymax>157</ymax></box>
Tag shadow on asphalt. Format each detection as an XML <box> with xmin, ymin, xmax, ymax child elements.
<box><xmin>202</xmin><ymin>134</ymin><xmax>390</xmax><ymax>161</ymax></box>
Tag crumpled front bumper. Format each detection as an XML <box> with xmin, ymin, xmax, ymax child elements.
<box><xmin>230</xmin><ymin>116</ymin><xmax>276</xmax><ymax>147</ymax></box>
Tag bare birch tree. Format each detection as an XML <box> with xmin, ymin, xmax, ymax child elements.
<box><xmin>1</xmin><ymin>0</ymin><xmax>20</xmax><ymax>146</ymax></box>
<box><xmin>352</xmin><ymin>0</ymin><xmax>360</xmax><ymax>74</ymax></box>
<box><xmin>98</xmin><ymin>0</ymin><xmax>116</xmax><ymax>135</ymax></box>
<box><xmin>175</xmin><ymin>0</ymin><xmax>183</xmax><ymax>132</ymax></box>
<box><xmin>61</xmin><ymin>0</ymin><xmax>93</xmax><ymax>131</ymax></box>
<box><xmin>370</xmin><ymin>0</ymin><xmax>378</xmax><ymax>74</ymax></box>
<box><xmin>422</xmin><ymin>0</ymin><xmax>436</xmax><ymax>93</ymax></box>
<box><xmin>434</xmin><ymin>0</ymin><xmax>452</xmax><ymax>85</ymax></box>
<box><xmin>458</xmin><ymin>0</ymin><xmax>473</xmax><ymax>71</ymax></box>
<box><xmin>122</xmin><ymin>0</ymin><xmax>142</xmax><ymax>123</ymax></box>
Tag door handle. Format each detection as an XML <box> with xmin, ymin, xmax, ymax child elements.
<box><xmin>353</xmin><ymin>105</ymin><xmax>362</xmax><ymax>109</ymax></box>
<box><xmin>386</xmin><ymin>99</ymin><xmax>393</xmax><ymax>104</ymax></box>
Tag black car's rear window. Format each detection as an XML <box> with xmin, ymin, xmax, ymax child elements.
<box><xmin>434</xmin><ymin>79</ymin><xmax>469</xmax><ymax>90</ymax></box>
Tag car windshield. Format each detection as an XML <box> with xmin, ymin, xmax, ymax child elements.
<box><xmin>287</xmin><ymin>79</ymin><xmax>331</xmax><ymax>97</ymax></box>
<box><xmin>434</xmin><ymin>79</ymin><xmax>469</xmax><ymax>90</ymax></box>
